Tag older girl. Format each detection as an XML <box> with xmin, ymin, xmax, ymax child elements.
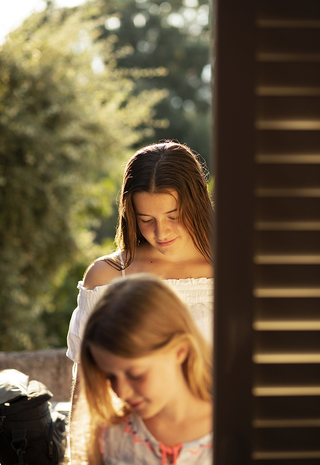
<box><xmin>67</xmin><ymin>140</ymin><xmax>214</xmax><ymax>367</ymax></box>
<box><xmin>71</xmin><ymin>274</ymin><xmax>212</xmax><ymax>465</ymax></box>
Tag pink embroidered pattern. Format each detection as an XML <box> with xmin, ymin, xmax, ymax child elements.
<box><xmin>123</xmin><ymin>417</ymin><xmax>154</xmax><ymax>451</ymax></box>
<box><xmin>99</xmin><ymin>426</ymin><xmax>107</xmax><ymax>454</ymax></box>
<box><xmin>185</xmin><ymin>443</ymin><xmax>213</xmax><ymax>455</ymax></box>
<box><xmin>159</xmin><ymin>442</ymin><xmax>183</xmax><ymax>465</ymax></box>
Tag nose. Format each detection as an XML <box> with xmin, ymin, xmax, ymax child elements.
<box><xmin>154</xmin><ymin>220</ymin><xmax>169</xmax><ymax>240</ymax></box>
<box><xmin>112</xmin><ymin>377</ymin><xmax>133</xmax><ymax>401</ymax></box>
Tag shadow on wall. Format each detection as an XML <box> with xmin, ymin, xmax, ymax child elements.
<box><xmin>0</xmin><ymin>348</ymin><xmax>73</xmax><ymax>402</ymax></box>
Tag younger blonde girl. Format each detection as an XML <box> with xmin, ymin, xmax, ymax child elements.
<box><xmin>72</xmin><ymin>273</ymin><xmax>212</xmax><ymax>465</ymax></box>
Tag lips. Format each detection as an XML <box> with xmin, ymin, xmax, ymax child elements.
<box><xmin>128</xmin><ymin>400</ymin><xmax>144</xmax><ymax>409</ymax></box>
<box><xmin>157</xmin><ymin>237</ymin><xmax>177</xmax><ymax>247</ymax></box>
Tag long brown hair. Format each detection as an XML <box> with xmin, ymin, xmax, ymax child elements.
<box><xmin>75</xmin><ymin>274</ymin><xmax>212</xmax><ymax>464</ymax></box>
<box><xmin>106</xmin><ymin>141</ymin><xmax>213</xmax><ymax>270</ymax></box>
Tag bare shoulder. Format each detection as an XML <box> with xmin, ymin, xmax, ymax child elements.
<box><xmin>83</xmin><ymin>255</ymin><xmax>122</xmax><ymax>290</ymax></box>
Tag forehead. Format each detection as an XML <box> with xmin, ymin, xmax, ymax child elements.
<box><xmin>90</xmin><ymin>344</ymin><xmax>147</xmax><ymax>372</ymax></box>
<box><xmin>89</xmin><ymin>343</ymin><xmax>169</xmax><ymax>373</ymax></box>
<box><xmin>133</xmin><ymin>190</ymin><xmax>179</xmax><ymax>213</ymax></box>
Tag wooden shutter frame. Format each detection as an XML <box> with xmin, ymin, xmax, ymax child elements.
<box><xmin>213</xmin><ymin>1</ymin><xmax>256</xmax><ymax>463</ymax></box>
<box><xmin>212</xmin><ymin>0</ymin><xmax>320</xmax><ymax>463</ymax></box>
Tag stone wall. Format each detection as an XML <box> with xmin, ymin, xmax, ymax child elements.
<box><xmin>0</xmin><ymin>348</ymin><xmax>73</xmax><ymax>402</ymax></box>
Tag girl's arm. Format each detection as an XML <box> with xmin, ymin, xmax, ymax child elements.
<box><xmin>68</xmin><ymin>257</ymin><xmax>122</xmax><ymax>414</ymax></box>
<box><xmin>83</xmin><ymin>257</ymin><xmax>122</xmax><ymax>290</ymax></box>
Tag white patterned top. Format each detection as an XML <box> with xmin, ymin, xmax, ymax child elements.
<box><xmin>100</xmin><ymin>413</ymin><xmax>213</xmax><ymax>465</ymax></box>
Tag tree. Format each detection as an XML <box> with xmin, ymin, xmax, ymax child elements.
<box><xmin>0</xmin><ymin>6</ymin><xmax>166</xmax><ymax>350</ymax></box>
<box><xmin>81</xmin><ymin>0</ymin><xmax>212</xmax><ymax>167</ymax></box>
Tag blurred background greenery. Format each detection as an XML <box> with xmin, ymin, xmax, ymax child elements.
<box><xmin>0</xmin><ymin>0</ymin><xmax>211</xmax><ymax>351</ymax></box>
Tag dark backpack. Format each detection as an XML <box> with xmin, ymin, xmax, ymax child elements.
<box><xmin>0</xmin><ymin>369</ymin><xmax>67</xmax><ymax>465</ymax></box>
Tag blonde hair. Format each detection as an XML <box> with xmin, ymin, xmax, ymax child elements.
<box><xmin>74</xmin><ymin>274</ymin><xmax>212</xmax><ymax>464</ymax></box>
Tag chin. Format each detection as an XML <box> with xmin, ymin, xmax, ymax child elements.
<box><xmin>139</xmin><ymin>407</ymin><xmax>156</xmax><ymax>420</ymax></box>
<box><xmin>157</xmin><ymin>246</ymin><xmax>178</xmax><ymax>256</ymax></box>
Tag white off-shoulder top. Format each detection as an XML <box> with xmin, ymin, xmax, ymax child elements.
<box><xmin>67</xmin><ymin>277</ymin><xmax>213</xmax><ymax>364</ymax></box>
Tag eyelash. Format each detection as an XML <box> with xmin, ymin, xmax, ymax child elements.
<box><xmin>140</xmin><ymin>217</ymin><xmax>178</xmax><ymax>224</ymax></box>
<box><xmin>127</xmin><ymin>373</ymin><xmax>144</xmax><ymax>381</ymax></box>
<box><xmin>105</xmin><ymin>374</ymin><xmax>144</xmax><ymax>382</ymax></box>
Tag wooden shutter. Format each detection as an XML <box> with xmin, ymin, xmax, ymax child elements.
<box><xmin>213</xmin><ymin>0</ymin><xmax>320</xmax><ymax>463</ymax></box>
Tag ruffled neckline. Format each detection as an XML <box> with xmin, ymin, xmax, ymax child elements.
<box><xmin>78</xmin><ymin>277</ymin><xmax>213</xmax><ymax>293</ymax></box>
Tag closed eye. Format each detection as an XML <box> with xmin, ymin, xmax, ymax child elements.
<box><xmin>140</xmin><ymin>218</ymin><xmax>153</xmax><ymax>224</ymax></box>
<box><xmin>127</xmin><ymin>373</ymin><xmax>144</xmax><ymax>381</ymax></box>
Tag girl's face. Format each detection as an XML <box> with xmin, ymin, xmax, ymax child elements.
<box><xmin>89</xmin><ymin>343</ymin><xmax>187</xmax><ymax>420</ymax></box>
<box><xmin>133</xmin><ymin>190</ymin><xmax>193</xmax><ymax>258</ymax></box>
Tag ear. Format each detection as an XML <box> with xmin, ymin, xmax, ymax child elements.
<box><xmin>175</xmin><ymin>342</ymin><xmax>189</xmax><ymax>365</ymax></box>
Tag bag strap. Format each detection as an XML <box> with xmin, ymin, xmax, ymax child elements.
<box><xmin>48</xmin><ymin>418</ymin><xmax>54</xmax><ymax>458</ymax></box>
<box><xmin>11</xmin><ymin>428</ymin><xmax>27</xmax><ymax>465</ymax></box>
<box><xmin>0</xmin><ymin>406</ymin><xmax>6</xmax><ymax>433</ymax></box>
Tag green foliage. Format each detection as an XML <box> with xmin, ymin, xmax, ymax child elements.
<box><xmin>91</xmin><ymin>0</ymin><xmax>212</xmax><ymax>167</ymax></box>
<box><xmin>0</xmin><ymin>6</ymin><xmax>166</xmax><ymax>351</ymax></box>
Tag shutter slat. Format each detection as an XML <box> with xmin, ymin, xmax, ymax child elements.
<box><xmin>254</xmin><ymin>331</ymin><xmax>320</xmax><ymax>354</ymax></box>
<box><xmin>256</xmin><ymin>121</ymin><xmax>320</xmax><ymax>130</ymax></box>
<box><xmin>254</xmin><ymin>321</ymin><xmax>320</xmax><ymax>331</ymax></box>
<box><xmin>254</xmin><ymin>419</ymin><xmax>320</xmax><ymax>428</ymax></box>
<box><xmin>254</xmin><ymin>289</ymin><xmax>320</xmax><ymax>298</ymax></box>
<box><xmin>256</xmin><ymin>87</ymin><xmax>320</xmax><ymax>96</ymax></box>
<box><xmin>256</xmin><ymin>164</ymin><xmax>320</xmax><ymax>189</ymax></box>
<box><xmin>255</xmin><ymin>198</ymin><xmax>320</xmax><ymax>222</ymax></box>
<box><xmin>256</xmin><ymin>155</ymin><xmax>320</xmax><ymax>163</ymax></box>
<box><xmin>256</xmin><ymin>189</ymin><xmax>320</xmax><ymax>197</ymax></box>
<box><xmin>258</xmin><ymin>95</ymin><xmax>320</xmax><ymax>118</ymax></box>
<box><xmin>257</xmin><ymin>29</ymin><xmax>320</xmax><ymax>56</ymax></box>
<box><xmin>253</xmin><ymin>387</ymin><xmax>320</xmax><ymax>397</ymax></box>
<box><xmin>257</xmin><ymin>20</ymin><xmax>320</xmax><ymax>28</ymax></box>
<box><xmin>254</xmin><ymin>255</ymin><xmax>320</xmax><ymax>264</ymax></box>
<box><xmin>254</xmin><ymin>354</ymin><xmax>320</xmax><ymax>364</ymax></box>
<box><xmin>255</xmin><ymin>222</ymin><xmax>320</xmax><ymax>231</ymax></box>
<box><xmin>257</xmin><ymin>54</ymin><xmax>320</xmax><ymax>62</ymax></box>
<box><xmin>257</xmin><ymin>62</ymin><xmax>320</xmax><ymax>89</ymax></box>
<box><xmin>255</xmin><ymin>265</ymin><xmax>320</xmax><ymax>288</ymax></box>
<box><xmin>252</xmin><ymin>451</ymin><xmax>320</xmax><ymax>460</ymax></box>
<box><xmin>255</xmin><ymin>231</ymin><xmax>320</xmax><ymax>255</ymax></box>
<box><xmin>254</xmin><ymin>296</ymin><xmax>320</xmax><ymax>329</ymax></box>
<box><xmin>253</xmin><ymin>396</ymin><xmax>320</xmax><ymax>428</ymax></box>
